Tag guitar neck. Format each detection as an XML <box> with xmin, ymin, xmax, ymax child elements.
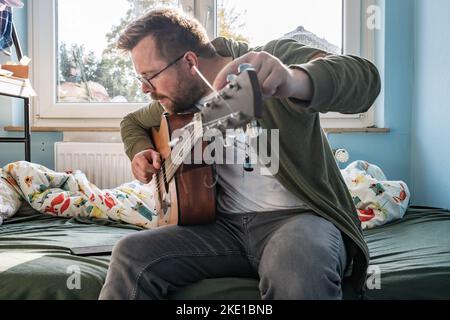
<box><xmin>153</xmin><ymin>67</ymin><xmax>262</xmax><ymax>190</ymax></box>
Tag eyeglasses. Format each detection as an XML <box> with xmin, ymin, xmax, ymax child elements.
<box><xmin>136</xmin><ymin>53</ymin><xmax>185</xmax><ymax>90</ymax></box>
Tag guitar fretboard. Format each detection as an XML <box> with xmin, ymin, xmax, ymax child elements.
<box><xmin>155</xmin><ymin>114</ymin><xmax>204</xmax><ymax>190</ymax></box>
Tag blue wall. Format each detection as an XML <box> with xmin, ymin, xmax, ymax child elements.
<box><xmin>411</xmin><ymin>0</ymin><xmax>450</xmax><ymax>209</ymax></box>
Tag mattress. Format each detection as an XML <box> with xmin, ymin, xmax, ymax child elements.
<box><xmin>172</xmin><ymin>207</ymin><xmax>450</xmax><ymax>300</ymax></box>
<box><xmin>1</xmin><ymin>206</ymin><xmax>450</xmax><ymax>300</ymax></box>
<box><xmin>0</xmin><ymin>212</ymin><xmax>139</xmax><ymax>300</ymax></box>
<box><xmin>362</xmin><ymin>206</ymin><xmax>450</xmax><ymax>299</ymax></box>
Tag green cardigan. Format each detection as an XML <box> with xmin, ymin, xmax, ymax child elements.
<box><xmin>120</xmin><ymin>37</ymin><xmax>381</xmax><ymax>297</ymax></box>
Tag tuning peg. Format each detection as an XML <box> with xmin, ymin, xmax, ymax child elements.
<box><xmin>238</xmin><ymin>63</ymin><xmax>255</xmax><ymax>73</ymax></box>
<box><xmin>246</xmin><ymin>120</ymin><xmax>261</xmax><ymax>138</ymax></box>
<box><xmin>214</xmin><ymin>120</ymin><xmax>227</xmax><ymax>134</ymax></box>
<box><xmin>244</xmin><ymin>155</ymin><xmax>254</xmax><ymax>172</ymax></box>
<box><xmin>219</xmin><ymin>92</ymin><xmax>230</xmax><ymax>100</ymax></box>
<box><xmin>223</xmin><ymin>133</ymin><xmax>236</xmax><ymax>148</ymax></box>
<box><xmin>226</xmin><ymin>74</ymin><xmax>238</xmax><ymax>83</ymax></box>
<box><xmin>226</xmin><ymin>74</ymin><xmax>239</xmax><ymax>89</ymax></box>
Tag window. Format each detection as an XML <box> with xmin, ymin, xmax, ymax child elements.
<box><xmin>31</xmin><ymin>0</ymin><xmax>374</xmax><ymax>128</ymax></box>
<box><xmin>217</xmin><ymin>0</ymin><xmax>343</xmax><ymax>53</ymax></box>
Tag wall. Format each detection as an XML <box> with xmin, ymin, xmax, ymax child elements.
<box><xmin>411</xmin><ymin>0</ymin><xmax>450</xmax><ymax>209</ymax></box>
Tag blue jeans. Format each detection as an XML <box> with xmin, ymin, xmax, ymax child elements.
<box><xmin>99</xmin><ymin>210</ymin><xmax>348</xmax><ymax>300</ymax></box>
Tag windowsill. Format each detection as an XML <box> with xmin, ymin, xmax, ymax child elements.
<box><xmin>325</xmin><ymin>127</ymin><xmax>390</xmax><ymax>134</ymax></box>
<box><xmin>3</xmin><ymin>126</ymin><xmax>390</xmax><ymax>134</ymax></box>
<box><xmin>3</xmin><ymin>126</ymin><xmax>120</xmax><ymax>132</ymax></box>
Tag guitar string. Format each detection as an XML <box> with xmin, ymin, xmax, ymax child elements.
<box><xmin>152</xmin><ymin>112</ymin><xmax>241</xmax><ymax>194</ymax></box>
<box><xmin>155</xmin><ymin>111</ymin><xmax>243</xmax><ymax>191</ymax></box>
<box><xmin>152</xmin><ymin>122</ymin><xmax>202</xmax><ymax>194</ymax></box>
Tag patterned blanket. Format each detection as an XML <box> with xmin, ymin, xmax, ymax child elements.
<box><xmin>0</xmin><ymin>160</ymin><xmax>410</xmax><ymax>229</ymax></box>
<box><xmin>0</xmin><ymin>161</ymin><xmax>157</xmax><ymax>228</ymax></box>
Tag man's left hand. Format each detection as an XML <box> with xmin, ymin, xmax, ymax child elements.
<box><xmin>213</xmin><ymin>51</ymin><xmax>313</xmax><ymax>101</ymax></box>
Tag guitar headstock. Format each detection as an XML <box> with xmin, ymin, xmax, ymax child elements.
<box><xmin>200</xmin><ymin>64</ymin><xmax>263</xmax><ymax>133</ymax></box>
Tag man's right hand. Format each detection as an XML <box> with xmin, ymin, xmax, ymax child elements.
<box><xmin>131</xmin><ymin>149</ymin><xmax>162</xmax><ymax>184</ymax></box>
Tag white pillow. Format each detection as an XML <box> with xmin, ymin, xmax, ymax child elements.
<box><xmin>341</xmin><ymin>161</ymin><xmax>411</xmax><ymax>230</ymax></box>
<box><xmin>0</xmin><ymin>169</ymin><xmax>23</xmax><ymax>225</ymax></box>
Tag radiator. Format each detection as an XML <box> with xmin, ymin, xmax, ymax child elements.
<box><xmin>54</xmin><ymin>142</ymin><xmax>134</xmax><ymax>189</ymax></box>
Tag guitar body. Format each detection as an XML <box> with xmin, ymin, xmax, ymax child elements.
<box><xmin>151</xmin><ymin>113</ymin><xmax>217</xmax><ymax>226</ymax></box>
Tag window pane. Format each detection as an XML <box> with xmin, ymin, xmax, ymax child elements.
<box><xmin>218</xmin><ymin>0</ymin><xmax>342</xmax><ymax>53</ymax></box>
<box><xmin>56</xmin><ymin>0</ymin><xmax>179</xmax><ymax>104</ymax></box>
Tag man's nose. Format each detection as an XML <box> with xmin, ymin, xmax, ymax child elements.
<box><xmin>142</xmin><ymin>82</ymin><xmax>154</xmax><ymax>94</ymax></box>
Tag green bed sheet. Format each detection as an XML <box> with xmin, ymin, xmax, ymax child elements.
<box><xmin>171</xmin><ymin>207</ymin><xmax>450</xmax><ymax>300</ymax></box>
<box><xmin>1</xmin><ymin>207</ymin><xmax>450</xmax><ymax>300</ymax></box>
<box><xmin>0</xmin><ymin>214</ymin><xmax>139</xmax><ymax>300</ymax></box>
<box><xmin>362</xmin><ymin>206</ymin><xmax>450</xmax><ymax>299</ymax></box>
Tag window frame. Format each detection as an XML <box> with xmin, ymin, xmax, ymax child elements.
<box><xmin>319</xmin><ymin>0</ymin><xmax>378</xmax><ymax>128</ymax></box>
<box><xmin>30</xmin><ymin>0</ymin><xmax>376</xmax><ymax>128</ymax></box>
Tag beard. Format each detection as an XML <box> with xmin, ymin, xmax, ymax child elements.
<box><xmin>153</xmin><ymin>72</ymin><xmax>209</xmax><ymax>114</ymax></box>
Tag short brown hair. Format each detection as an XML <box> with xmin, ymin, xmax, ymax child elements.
<box><xmin>118</xmin><ymin>7</ymin><xmax>216</xmax><ymax>60</ymax></box>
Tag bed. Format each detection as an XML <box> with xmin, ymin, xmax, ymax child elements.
<box><xmin>1</xmin><ymin>205</ymin><xmax>450</xmax><ymax>300</ymax></box>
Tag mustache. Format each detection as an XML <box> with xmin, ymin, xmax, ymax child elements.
<box><xmin>151</xmin><ymin>94</ymin><xmax>165</xmax><ymax>101</ymax></box>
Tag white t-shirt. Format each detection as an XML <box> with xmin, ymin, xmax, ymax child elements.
<box><xmin>195</xmin><ymin>95</ymin><xmax>309</xmax><ymax>214</ymax></box>
<box><xmin>215</xmin><ymin>131</ymin><xmax>309</xmax><ymax>214</ymax></box>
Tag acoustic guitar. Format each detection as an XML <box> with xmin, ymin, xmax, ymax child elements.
<box><xmin>150</xmin><ymin>65</ymin><xmax>263</xmax><ymax>227</ymax></box>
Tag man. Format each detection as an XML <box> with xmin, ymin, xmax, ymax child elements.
<box><xmin>99</xmin><ymin>7</ymin><xmax>381</xmax><ymax>300</ymax></box>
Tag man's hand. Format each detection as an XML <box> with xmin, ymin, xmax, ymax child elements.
<box><xmin>132</xmin><ymin>149</ymin><xmax>162</xmax><ymax>184</ymax></box>
<box><xmin>213</xmin><ymin>51</ymin><xmax>313</xmax><ymax>101</ymax></box>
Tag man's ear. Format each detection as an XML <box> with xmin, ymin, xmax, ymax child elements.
<box><xmin>185</xmin><ymin>51</ymin><xmax>199</xmax><ymax>75</ymax></box>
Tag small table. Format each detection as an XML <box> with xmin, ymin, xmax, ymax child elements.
<box><xmin>0</xmin><ymin>77</ymin><xmax>32</xmax><ymax>162</ymax></box>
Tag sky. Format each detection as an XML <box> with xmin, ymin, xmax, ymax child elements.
<box><xmin>58</xmin><ymin>0</ymin><xmax>132</xmax><ymax>55</ymax></box>
<box><xmin>220</xmin><ymin>0</ymin><xmax>342</xmax><ymax>48</ymax></box>
<box><xmin>58</xmin><ymin>0</ymin><xmax>342</xmax><ymax>56</ymax></box>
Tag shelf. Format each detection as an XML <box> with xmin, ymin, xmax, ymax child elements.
<box><xmin>0</xmin><ymin>22</ymin><xmax>32</xmax><ymax>161</ymax></box>
<box><xmin>0</xmin><ymin>83</ymin><xmax>31</xmax><ymax>161</ymax></box>
<box><xmin>0</xmin><ymin>76</ymin><xmax>34</xmax><ymax>99</ymax></box>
